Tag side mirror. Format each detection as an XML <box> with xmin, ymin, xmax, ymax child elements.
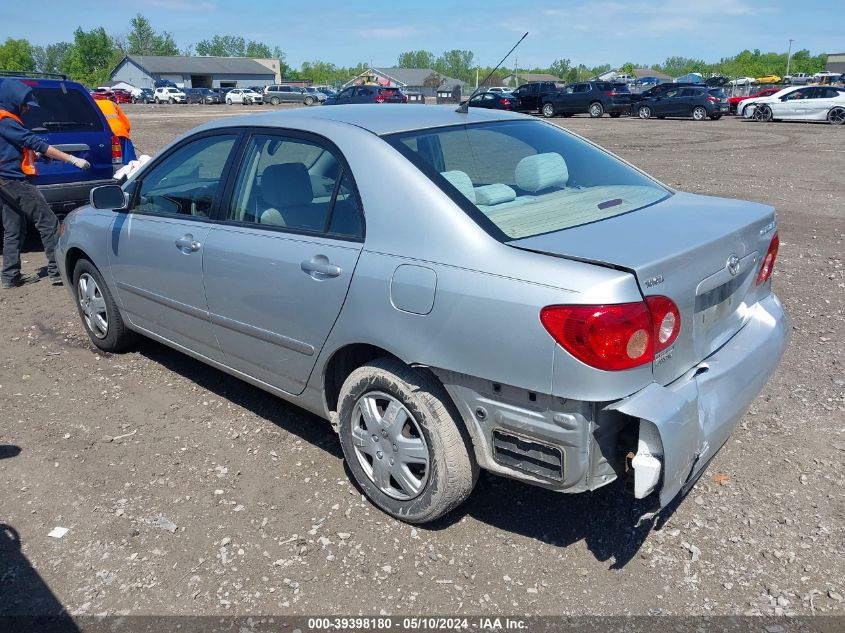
<box><xmin>90</xmin><ymin>184</ymin><xmax>127</xmax><ymax>210</ymax></box>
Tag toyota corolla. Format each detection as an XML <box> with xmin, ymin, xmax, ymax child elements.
<box><xmin>56</xmin><ymin>106</ymin><xmax>789</xmax><ymax>524</ymax></box>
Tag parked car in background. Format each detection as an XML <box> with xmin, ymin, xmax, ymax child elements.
<box><xmin>154</xmin><ymin>87</ymin><xmax>186</xmax><ymax>104</ymax></box>
<box><xmin>131</xmin><ymin>88</ymin><xmax>154</xmax><ymax>104</ymax></box>
<box><xmin>0</xmin><ymin>74</ymin><xmax>118</xmax><ymax>217</ymax></box>
<box><xmin>313</xmin><ymin>85</ymin><xmax>337</xmax><ymax>97</ymax></box>
<box><xmin>465</xmin><ymin>91</ymin><xmax>514</xmax><ymax>110</ymax></box>
<box><xmin>613</xmin><ymin>74</ymin><xmax>636</xmax><ymax>84</ymax></box>
<box><xmin>729</xmin><ymin>77</ymin><xmax>755</xmax><ymax>86</ymax></box>
<box><xmin>324</xmin><ymin>85</ymin><xmax>408</xmax><ymax>105</ymax></box>
<box><xmin>728</xmin><ymin>87</ymin><xmax>781</xmax><ymax>115</ymax></box>
<box><xmin>784</xmin><ymin>73</ymin><xmax>811</xmax><ymax>85</ymax></box>
<box><xmin>487</xmin><ymin>86</ymin><xmax>512</xmax><ymax>93</ymax></box>
<box><xmin>90</xmin><ymin>88</ymin><xmax>116</xmax><ymax>102</ymax></box>
<box><xmin>755</xmin><ymin>75</ymin><xmax>782</xmax><ymax>84</ymax></box>
<box><xmin>743</xmin><ymin>85</ymin><xmax>845</xmax><ymax>124</ymax></box>
<box><xmin>634</xmin><ymin>76</ymin><xmax>661</xmax><ymax>87</ymax></box>
<box><xmin>813</xmin><ymin>71</ymin><xmax>840</xmax><ymax>81</ymax></box>
<box><xmin>510</xmin><ymin>81</ymin><xmax>563</xmax><ymax>113</ymax></box>
<box><xmin>704</xmin><ymin>76</ymin><xmax>729</xmax><ymax>87</ymax></box>
<box><xmin>634</xmin><ymin>86</ymin><xmax>728</xmax><ymax>120</ymax></box>
<box><xmin>58</xmin><ymin>105</ymin><xmax>788</xmax><ymax>524</ymax></box>
<box><xmin>264</xmin><ymin>84</ymin><xmax>312</xmax><ymax>105</ymax></box>
<box><xmin>304</xmin><ymin>86</ymin><xmax>327</xmax><ymax>103</ymax></box>
<box><xmin>225</xmin><ymin>88</ymin><xmax>264</xmax><ymax>105</ymax></box>
<box><xmin>185</xmin><ymin>87</ymin><xmax>221</xmax><ymax>104</ymax></box>
<box><xmin>540</xmin><ymin>81</ymin><xmax>630</xmax><ymax>118</ymax></box>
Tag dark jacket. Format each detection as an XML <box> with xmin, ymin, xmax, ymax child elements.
<box><xmin>0</xmin><ymin>80</ymin><xmax>50</xmax><ymax>180</ymax></box>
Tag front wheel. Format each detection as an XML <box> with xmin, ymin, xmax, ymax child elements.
<box><xmin>692</xmin><ymin>106</ymin><xmax>707</xmax><ymax>121</ymax></box>
<box><xmin>337</xmin><ymin>358</ymin><xmax>477</xmax><ymax>524</ymax></box>
<box><xmin>226</xmin><ymin>98</ymin><xmax>232</xmax><ymax>105</ymax></box>
<box><xmin>270</xmin><ymin>96</ymin><xmax>280</xmax><ymax>105</ymax></box>
<box><xmin>828</xmin><ymin>107</ymin><xmax>845</xmax><ymax>125</ymax></box>
<box><xmin>541</xmin><ymin>102</ymin><xmax>555</xmax><ymax>118</ymax></box>
<box><xmin>754</xmin><ymin>105</ymin><xmax>773</xmax><ymax>122</ymax></box>
<box><xmin>73</xmin><ymin>259</ymin><xmax>136</xmax><ymax>353</ymax></box>
<box><xmin>168</xmin><ymin>97</ymin><xmax>174</xmax><ymax>105</ymax></box>
<box><xmin>589</xmin><ymin>102</ymin><xmax>604</xmax><ymax>118</ymax></box>
<box><xmin>638</xmin><ymin>106</ymin><xmax>651</xmax><ymax>119</ymax></box>
<box><xmin>304</xmin><ymin>96</ymin><xmax>315</xmax><ymax>106</ymax></box>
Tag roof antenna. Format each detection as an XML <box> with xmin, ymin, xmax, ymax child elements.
<box><xmin>456</xmin><ymin>32</ymin><xmax>528</xmax><ymax>113</ymax></box>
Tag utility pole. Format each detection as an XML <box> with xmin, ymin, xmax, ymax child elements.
<box><xmin>785</xmin><ymin>39</ymin><xmax>794</xmax><ymax>79</ymax></box>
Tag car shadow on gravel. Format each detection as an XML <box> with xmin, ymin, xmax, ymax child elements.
<box><xmin>432</xmin><ymin>472</ymin><xmax>682</xmax><ymax>569</ymax></box>
<box><xmin>137</xmin><ymin>339</ymin><xmax>343</xmax><ymax>458</ymax></box>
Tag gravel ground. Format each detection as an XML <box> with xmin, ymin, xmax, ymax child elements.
<box><xmin>1</xmin><ymin>104</ymin><xmax>843</xmax><ymax>617</ymax></box>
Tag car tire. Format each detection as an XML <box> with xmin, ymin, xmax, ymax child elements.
<box><xmin>827</xmin><ymin>107</ymin><xmax>845</xmax><ymax>125</ymax></box>
<box><xmin>754</xmin><ymin>105</ymin><xmax>773</xmax><ymax>122</ymax></box>
<box><xmin>638</xmin><ymin>105</ymin><xmax>651</xmax><ymax>119</ymax></box>
<box><xmin>589</xmin><ymin>102</ymin><xmax>604</xmax><ymax>117</ymax></box>
<box><xmin>270</xmin><ymin>97</ymin><xmax>280</xmax><ymax>105</ymax></box>
<box><xmin>337</xmin><ymin>357</ymin><xmax>477</xmax><ymax>524</ymax></box>
<box><xmin>692</xmin><ymin>106</ymin><xmax>707</xmax><ymax>121</ymax></box>
<box><xmin>541</xmin><ymin>102</ymin><xmax>555</xmax><ymax>118</ymax></box>
<box><xmin>72</xmin><ymin>259</ymin><xmax>137</xmax><ymax>353</ymax></box>
<box><xmin>226</xmin><ymin>98</ymin><xmax>232</xmax><ymax>105</ymax></box>
<box><xmin>305</xmin><ymin>96</ymin><xmax>315</xmax><ymax>106</ymax></box>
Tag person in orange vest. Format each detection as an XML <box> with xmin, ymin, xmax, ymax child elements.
<box><xmin>95</xmin><ymin>98</ymin><xmax>136</xmax><ymax>162</ymax></box>
<box><xmin>1</xmin><ymin>79</ymin><xmax>90</xmax><ymax>289</ymax></box>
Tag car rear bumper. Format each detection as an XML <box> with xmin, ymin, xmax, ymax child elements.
<box><xmin>38</xmin><ymin>179</ymin><xmax>117</xmax><ymax>217</ymax></box>
<box><xmin>439</xmin><ymin>292</ymin><xmax>789</xmax><ymax>516</ymax></box>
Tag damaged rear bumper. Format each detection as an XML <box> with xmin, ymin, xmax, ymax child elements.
<box><xmin>608</xmin><ymin>292</ymin><xmax>790</xmax><ymax>512</ymax></box>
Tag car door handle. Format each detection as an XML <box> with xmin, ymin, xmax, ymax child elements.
<box><xmin>301</xmin><ymin>255</ymin><xmax>341</xmax><ymax>279</ymax></box>
<box><xmin>175</xmin><ymin>234</ymin><xmax>202</xmax><ymax>253</ymax></box>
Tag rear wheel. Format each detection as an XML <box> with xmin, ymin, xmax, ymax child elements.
<box><xmin>638</xmin><ymin>105</ymin><xmax>651</xmax><ymax>119</ymax></box>
<box><xmin>226</xmin><ymin>98</ymin><xmax>232</xmax><ymax>105</ymax></box>
<box><xmin>304</xmin><ymin>96</ymin><xmax>315</xmax><ymax>106</ymax></box>
<box><xmin>541</xmin><ymin>102</ymin><xmax>555</xmax><ymax>118</ymax></box>
<box><xmin>828</xmin><ymin>107</ymin><xmax>845</xmax><ymax>125</ymax></box>
<box><xmin>270</xmin><ymin>96</ymin><xmax>280</xmax><ymax>105</ymax></box>
<box><xmin>73</xmin><ymin>259</ymin><xmax>136</xmax><ymax>353</ymax></box>
<box><xmin>692</xmin><ymin>106</ymin><xmax>707</xmax><ymax>121</ymax></box>
<box><xmin>337</xmin><ymin>358</ymin><xmax>477</xmax><ymax>524</ymax></box>
<box><xmin>589</xmin><ymin>102</ymin><xmax>604</xmax><ymax>117</ymax></box>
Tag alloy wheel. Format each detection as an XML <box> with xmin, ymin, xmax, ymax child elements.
<box><xmin>350</xmin><ymin>391</ymin><xmax>430</xmax><ymax>501</ymax></box>
<box><xmin>638</xmin><ymin>106</ymin><xmax>651</xmax><ymax>119</ymax></box>
<box><xmin>692</xmin><ymin>106</ymin><xmax>707</xmax><ymax>120</ymax></box>
<box><xmin>77</xmin><ymin>273</ymin><xmax>108</xmax><ymax>339</ymax></box>
<box><xmin>754</xmin><ymin>105</ymin><xmax>773</xmax><ymax>122</ymax></box>
<box><xmin>828</xmin><ymin>107</ymin><xmax>845</xmax><ymax>125</ymax></box>
<box><xmin>589</xmin><ymin>103</ymin><xmax>603</xmax><ymax>117</ymax></box>
<box><xmin>542</xmin><ymin>103</ymin><xmax>554</xmax><ymax>118</ymax></box>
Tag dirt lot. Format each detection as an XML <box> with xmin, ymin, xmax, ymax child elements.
<box><xmin>1</xmin><ymin>104</ymin><xmax>843</xmax><ymax>617</ymax></box>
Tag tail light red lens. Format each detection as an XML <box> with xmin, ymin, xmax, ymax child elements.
<box><xmin>375</xmin><ymin>96</ymin><xmax>385</xmax><ymax>103</ymax></box>
<box><xmin>111</xmin><ymin>135</ymin><xmax>122</xmax><ymax>165</ymax></box>
<box><xmin>756</xmin><ymin>232</ymin><xmax>779</xmax><ymax>285</ymax></box>
<box><xmin>540</xmin><ymin>296</ymin><xmax>680</xmax><ymax>371</ymax></box>
<box><xmin>707</xmin><ymin>96</ymin><xmax>718</xmax><ymax>103</ymax></box>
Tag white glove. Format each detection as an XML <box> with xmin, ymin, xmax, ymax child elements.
<box><xmin>70</xmin><ymin>156</ymin><xmax>91</xmax><ymax>170</ymax></box>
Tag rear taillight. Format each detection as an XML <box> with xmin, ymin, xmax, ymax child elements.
<box><xmin>111</xmin><ymin>135</ymin><xmax>122</xmax><ymax>166</ymax></box>
<box><xmin>501</xmin><ymin>98</ymin><xmax>511</xmax><ymax>106</ymax></box>
<box><xmin>607</xmin><ymin>91</ymin><xmax>617</xmax><ymax>96</ymax></box>
<box><xmin>756</xmin><ymin>232</ymin><xmax>779</xmax><ymax>285</ymax></box>
<box><xmin>540</xmin><ymin>296</ymin><xmax>680</xmax><ymax>371</ymax></box>
<box><xmin>707</xmin><ymin>96</ymin><xmax>718</xmax><ymax>103</ymax></box>
<box><xmin>402</xmin><ymin>95</ymin><xmax>408</xmax><ymax>103</ymax></box>
<box><xmin>375</xmin><ymin>95</ymin><xmax>385</xmax><ymax>103</ymax></box>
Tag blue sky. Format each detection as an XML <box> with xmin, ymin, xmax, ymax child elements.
<box><xmin>3</xmin><ymin>0</ymin><xmax>843</xmax><ymax>69</ymax></box>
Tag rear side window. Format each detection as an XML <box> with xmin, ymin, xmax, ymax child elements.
<box><xmin>386</xmin><ymin>120</ymin><xmax>669</xmax><ymax>240</ymax></box>
<box><xmin>21</xmin><ymin>87</ymin><xmax>104</xmax><ymax>133</ymax></box>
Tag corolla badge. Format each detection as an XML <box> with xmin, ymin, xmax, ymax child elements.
<box><xmin>727</xmin><ymin>254</ymin><xmax>740</xmax><ymax>276</ymax></box>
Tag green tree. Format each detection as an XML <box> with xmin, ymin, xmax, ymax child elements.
<box><xmin>32</xmin><ymin>42</ymin><xmax>71</xmax><ymax>75</ymax></box>
<box><xmin>548</xmin><ymin>58</ymin><xmax>571</xmax><ymax>80</ymax></box>
<box><xmin>62</xmin><ymin>27</ymin><xmax>120</xmax><ymax>86</ymax></box>
<box><xmin>126</xmin><ymin>14</ymin><xmax>179</xmax><ymax>56</ymax></box>
<box><xmin>619</xmin><ymin>62</ymin><xmax>637</xmax><ymax>75</ymax></box>
<box><xmin>434</xmin><ymin>49</ymin><xmax>474</xmax><ymax>82</ymax></box>
<box><xmin>397</xmin><ymin>50</ymin><xmax>436</xmax><ymax>68</ymax></box>
<box><xmin>0</xmin><ymin>38</ymin><xmax>36</xmax><ymax>72</ymax></box>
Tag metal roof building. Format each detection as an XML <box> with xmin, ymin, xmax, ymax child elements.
<box><xmin>110</xmin><ymin>55</ymin><xmax>279</xmax><ymax>90</ymax></box>
<box><xmin>826</xmin><ymin>53</ymin><xmax>845</xmax><ymax>75</ymax></box>
<box><xmin>343</xmin><ymin>67</ymin><xmax>468</xmax><ymax>97</ymax></box>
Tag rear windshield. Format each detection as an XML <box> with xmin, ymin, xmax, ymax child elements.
<box><xmin>708</xmin><ymin>89</ymin><xmax>726</xmax><ymax>97</ymax></box>
<box><xmin>385</xmin><ymin>120</ymin><xmax>670</xmax><ymax>240</ymax></box>
<box><xmin>22</xmin><ymin>86</ymin><xmax>104</xmax><ymax>133</ymax></box>
<box><xmin>379</xmin><ymin>88</ymin><xmax>401</xmax><ymax>95</ymax></box>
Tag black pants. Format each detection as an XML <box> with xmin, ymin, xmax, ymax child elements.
<box><xmin>0</xmin><ymin>177</ymin><xmax>59</xmax><ymax>283</ymax></box>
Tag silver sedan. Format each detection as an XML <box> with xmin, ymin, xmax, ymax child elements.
<box><xmin>57</xmin><ymin>106</ymin><xmax>789</xmax><ymax>524</ymax></box>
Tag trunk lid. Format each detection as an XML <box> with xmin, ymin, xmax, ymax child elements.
<box><xmin>510</xmin><ymin>192</ymin><xmax>777</xmax><ymax>385</ymax></box>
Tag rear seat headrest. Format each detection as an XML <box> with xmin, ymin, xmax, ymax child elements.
<box><xmin>514</xmin><ymin>152</ymin><xmax>568</xmax><ymax>193</ymax></box>
<box><xmin>440</xmin><ymin>170</ymin><xmax>476</xmax><ymax>204</ymax></box>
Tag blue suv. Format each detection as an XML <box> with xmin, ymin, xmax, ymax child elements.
<box><xmin>0</xmin><ymin>73</ymin><xmax>118</xmax><ymax>217</ymax></box>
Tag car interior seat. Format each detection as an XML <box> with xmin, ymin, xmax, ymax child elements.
<box><xmin>259</xmin><ymin>163</ymin><xmax>327</xmax><ymax>230</ymax></box>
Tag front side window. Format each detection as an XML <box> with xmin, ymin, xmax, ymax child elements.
<box><xmin>228</xmin><ymin>134</ymin><xmax>363</xmax><ymax>238</ymax></box>
<box><xmin>386</xmin><ymin>120</ymin><xmax>669</xmax><ymax>240</ymax></box>
<box><xmin>135</xmin><ymin>134</ymin><xmax>237</xmax><ymax>217</ymax></box>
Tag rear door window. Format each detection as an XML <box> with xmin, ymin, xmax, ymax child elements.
<box><xmin>21</xmin><ymin>86</ymin><xmax>105</xmax><ymax>133</ymax></box>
